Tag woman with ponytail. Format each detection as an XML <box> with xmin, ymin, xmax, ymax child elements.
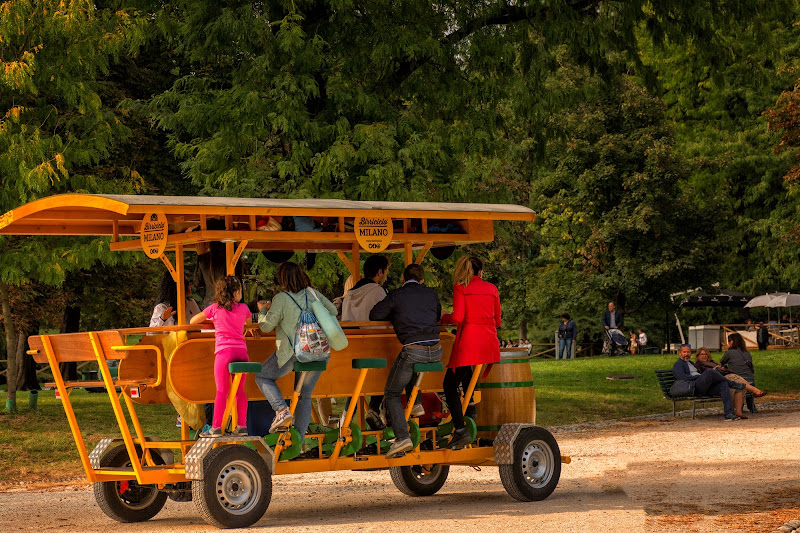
<box><xmin>190</xmin><ymin>276</ymin><xmax>252</xmax><ymax>437</ymax></box>
<box><xmin>440</xmin><ymin>256</ymin><xmax>502</xmax><ymax>449</ymax></box>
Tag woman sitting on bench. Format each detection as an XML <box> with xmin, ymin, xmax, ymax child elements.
<box><xmin>694</xmin><ymin>347</ymin><xmax>766</xmax><ymax>399</ymax></box>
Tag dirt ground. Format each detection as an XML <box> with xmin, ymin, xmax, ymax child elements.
<box><xmin>2</xmin><ymin>403</ymin><xmax>800</xmax><ymax>533</ymax></box>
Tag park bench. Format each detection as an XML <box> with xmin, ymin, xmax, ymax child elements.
<box><xmin>654</xmin><ymin>369</ymin><xmax>752</xmax><ymax>419</ymax></box>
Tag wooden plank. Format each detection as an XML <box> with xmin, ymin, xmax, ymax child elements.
<box><xmin>168</xmin><ymin>333</ymin><xmax>456</xmax><ymax>404</ymax></box>
<box><xmin>29</xmin><ymin>333</ymin><xmax>127</xmax><ymax>364</ymax></box>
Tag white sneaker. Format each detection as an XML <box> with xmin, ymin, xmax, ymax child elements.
<box><xmin>385</xmin><ymin>438</ymin><xmax>413</xmax><ymax>458</ymax></box>
<box><xmin>410</xmin><ymin>403</ymin><xmax>425</xmax><ymax>417</ymax></box>
<box><xmin>269</xmin><ymin>408</ymin><xmax>294</xmax><ymax>433</ymax></box>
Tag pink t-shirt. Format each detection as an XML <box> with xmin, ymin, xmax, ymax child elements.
<box><xmin>204</xmin><ymin>302</ymin><xmax>251</xmax><ymax>354</ymax></box>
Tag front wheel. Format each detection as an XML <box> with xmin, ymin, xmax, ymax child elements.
<box><xmin>499</xmin><ymin>426</ymin><xmax>560</xmax><ymax>501</ymax></box>
<box><xmin>390</xmin><ymin>464</ymin><xmax>449</xmax><ymax>496</ymax></box>
<box><xmin>193</xmin><ymin>445</ymin><xmax>272</xmax><ymax>529</ymax></box>
<box><xmin>93</xmin><ymin>445</ymin><xmax>168</xmax><ymax>523</ymax></box>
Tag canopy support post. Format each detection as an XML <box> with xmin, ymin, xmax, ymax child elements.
<box><xmin>351</xmin><ymin>243</ymin><xmax>361</xmax><ymax>283</ymax></box>
<box><xmin>414</xmin><ymin>242</ymin><xmax>432</xmax><ymax>264</ymax></box>
<box><xmin>404</xmin><ymin>242</ymin><xmax>412</xmax><ymax>266</ymax></box>
<box><xmin>226</xmin><ymin>240</ymin><xmax>248</xmax><ymax>276</ymax></box>
<box><xmin>175</xmin><ymin>244</ymin><xmax>186</xmax><ymax>325</ymax></box>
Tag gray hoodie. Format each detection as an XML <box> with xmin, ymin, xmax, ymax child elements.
<box><xmin>342</xmin><ymin>281</ymin><xmax>387</xmax><ymax>321</ymax></box>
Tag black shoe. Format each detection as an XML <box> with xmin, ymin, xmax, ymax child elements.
<box><xmin>447</xmin><ymin>427</ymin><xmax>472</xmax><ymax>450</ymax></box>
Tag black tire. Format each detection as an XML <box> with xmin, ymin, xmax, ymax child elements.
<box><xmin>93</xmin><ymin>445</ymin><xmax>168</xmax><ymax>522</ymax></box>
<box><xmin>499</xmin><ymin>426</ymin><xmax>561</xmax><ymax>502</ymax></box>
<box><xmin>390</xmin><ymin>464</ymin><xmax>449</xmax><ymax>496</ymax></box>
<box><xmin>193</xmin><ymin>445</ymin><xmax>272</xmax><ymax>529</ymax></box>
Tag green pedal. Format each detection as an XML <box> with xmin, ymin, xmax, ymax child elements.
<box><xmin>380</xmin><ymin>420</ymin><xmax>420</xmax><ymax>453</ymax></box>
<box><xmin>264</xmin><ymin>427</ymin><xmax>302</xmax><ymax>460</ymax></box>
<box><xmin>437</xmin><ymin>417</ymin><xmax>476</xmax><ymax>448</ymax></box>
<box><xmin>321</xmin><ymin>422</ymin><xmax>363</xmax><ymax>457</ymax></box>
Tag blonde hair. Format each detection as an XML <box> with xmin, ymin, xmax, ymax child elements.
<box><xmin>453</xmin><ymin>256</ymin><xmax>483</xmax><ymax>287</ymax></box>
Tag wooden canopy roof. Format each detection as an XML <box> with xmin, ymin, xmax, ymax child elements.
<box><xmin>0</xmin><ymin>194</ymin><xmax>536</xmax><ymax>253</ymax></box>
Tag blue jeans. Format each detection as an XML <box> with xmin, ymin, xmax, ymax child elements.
<box><xmin>558</xmin><ymin>339</ymin><xmax>573</xmax><ymax>359</ymax></box>
<box><xmin>384</xmin><ymin>344</ymin><xmax>442</xmax><ymax>441</ymax></box>
<box><xmin>255</xmin><ymin>352</ymin><xmax>324</xmax><ymax>439</ymax></box>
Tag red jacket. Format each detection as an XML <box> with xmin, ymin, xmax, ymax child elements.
<box><xmin>441</xmin><ymin>276</ymin><xmax>502</xmax><ymax>368</ymax></box>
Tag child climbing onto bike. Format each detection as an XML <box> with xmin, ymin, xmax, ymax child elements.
<box><xmin>190</xmin><ymin>275</ymin><xmax>252</xmax><ymax>437</ymax></box>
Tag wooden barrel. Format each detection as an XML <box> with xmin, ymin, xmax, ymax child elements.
<box><xmin>473</xmin><ymin>351</ymin><xmax>536</xmax><ymax>439</ymax></box>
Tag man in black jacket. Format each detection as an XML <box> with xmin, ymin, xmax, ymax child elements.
<box><xmin>370</xmin><ymin>263</ymin><xmax>442</xmax><ymax>458</ymax></box>
<box><xmin>600</xmin><ymin>301</ymin><xmax>624</xmax><ymax>355</ymax></box>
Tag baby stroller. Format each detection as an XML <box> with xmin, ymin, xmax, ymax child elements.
<box><xmin>604</xmin><ymin>328</ymin><xmax>629</xmax><ymax>356</ymax></box>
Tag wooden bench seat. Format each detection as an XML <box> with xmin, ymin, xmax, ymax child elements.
<box><xmin>29</xmin><ymin>331</ymin><xmax>161</xmax><ymax>390</ymax></box>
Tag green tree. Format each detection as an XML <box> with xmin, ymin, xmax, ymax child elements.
<box><xmin>641</xmin><ymin>8</ymin><xmax>800</xmax><ymax>295</ymax></box>
<box><xmin>0</xmin><ymin>0</ymin><xmax>149</xmax><ymax>409</ymax></box>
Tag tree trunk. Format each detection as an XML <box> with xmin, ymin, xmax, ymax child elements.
<box><xmin>21</xmin><ymin>321</ymin><xmax>41</xmax><ymax>391</ymax></box>
<box><xmin>0</xmin><ymin>281</ymin><xmax>18</xmax><ymax>407</ymax></box>
<box><xmin>59</xmin><ymin>272</ymin><xmax>82</xmax><ymax>381</ymax></box>
<box><xmin>518</xmin><ymin>320</ymin><xmax>528</xmax><ymax>341</ymax></box>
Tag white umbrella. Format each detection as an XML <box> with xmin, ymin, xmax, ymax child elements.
<box><xmin>765</xmin><ymin>293</ymin><xmax>800</xmax><ymax>323</ymax></box>
<box><xmin>764</xmin><ymin>293</ymin><xmax>800</xmax><ymax>308</ymax></box>
<box><xmin>744</xmin><ymin>293</ymin><xmax>786</xmax><ymax>322</ymax></box>
<box><xmin>744</xmin><ymin>293</ymin><xmax>786</xmax><ymax>308</ymax></box>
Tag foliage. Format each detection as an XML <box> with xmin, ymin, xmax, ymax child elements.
<box><xmin>642</xmin><ymin>8</ymin><xmax>800</xmax><ymax>293</ymax></box>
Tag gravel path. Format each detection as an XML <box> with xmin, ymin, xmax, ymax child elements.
<box><xmin>3</xmin><ymin>403</ymin><xmax>800</xmax><ymax>532</ymax></box>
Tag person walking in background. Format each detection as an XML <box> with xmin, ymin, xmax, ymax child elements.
<box><xmin>756</xmin><ymin>322</ymin><xmax>769</xmax><ymax>351</ymax></box>
<box><xmin>629</xmin><ymin>331</ymin><xmax>638</xmax><ymax>354</ymax></box>
<box><xmin>600</xmin><ymin>301</ymin><xmax>624</xmax><ymax>354</ymax></box>
<box><xmin>601</xmin><ymin>301</ymin><xmax>623</xmax><ymax>331</ymax></box>
<box><xmin>557</xmin><ymin>313</ymin><xmax>576</xmax><ymax>360</ymax></box>
<box><xmin>441</xmin><ymin>256</ymin><xmax>502</xmax><ymax>449</ymax></box>
<box><xmin>190</xmin><ymin>276</ymin><xmax>252</xmax><ymax>437</ymax></box>
<box><xmin>638</xmin><ymin>329</ymin><xmax>648</xmax><ymax>352</ymax></box>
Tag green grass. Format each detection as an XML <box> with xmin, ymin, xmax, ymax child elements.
<box><xmin>533</xmin><ymin>349</ymin><xmax>800</xmax><ymax>426</ymax></box>
<box><xmin>2</xmin><ymin>349</ymin><xmax>799</xmax><ymax>484</ymax></box>
<box><xmin>0</xmin><ymin>389</ymin><xmax>176</xmax><ymax>483</ymax></box>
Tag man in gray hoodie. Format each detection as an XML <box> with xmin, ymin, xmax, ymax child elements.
<box><xmin>342</xmin><ymin>255</ymin><xmax>390</xmax><ymax>322</ymax></box>
<box><xmin>341</xmin><ymin>254</ymin><xmax>390</xmax><ymax>428</ymax></box>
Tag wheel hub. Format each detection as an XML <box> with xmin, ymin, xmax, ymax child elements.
<box><xmin>216</xmin><ymin>462</ymin><xmax>260</xmax><ymax>514</ymax></box>
<box><xmin>521</xmin><ymin>440</ymin><xmax>554</xmax><ymax>489</ymax></box>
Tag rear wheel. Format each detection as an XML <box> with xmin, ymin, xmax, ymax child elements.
<box><xmin>193</xmin><ymin>445</ymin><xmax>271</xmax><ymax>529</ymax></box>
<box><xmin>390</xmin><ymin>464</ymin><xmax>449</xmax><ymax>496</ymax></box>
<box><xmin>499</xmin><ymin>426</ymin><xmax>560</xmax><ymax>501</ymax></box>
<box><xmin>94</xmin><ymin>445</ymin><xmax>168</xmax><ymax>522</ymax></box>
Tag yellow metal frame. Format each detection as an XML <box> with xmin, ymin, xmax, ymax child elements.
<box><xmin>10</xmin><ymin>194</ymin><xmax>545</xmax><ymax>488</ymax></box>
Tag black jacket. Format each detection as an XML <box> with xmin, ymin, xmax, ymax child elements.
<box><xmin>601</xmin><ymin>309</ymin><xmax>623</xmax><ymax>329</ymax></box>
<box><xmin>558</xmin><ymin>320</ymin><xmax>577</xmax><ymax>340</ymax></box>
<box><xmin>369</xmin><ymin>281</ymin><xmax>441</xmax><ymax>345</ymax></box>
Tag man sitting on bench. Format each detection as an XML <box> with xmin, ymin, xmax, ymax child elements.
<box><xmin>672</xmin><ymin>344</ymin><xmax>745</xmax><ymax>421</ymax></box>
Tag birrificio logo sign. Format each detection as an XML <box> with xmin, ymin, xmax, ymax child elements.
<box><xmin>354</xmin><ymin>216</ymin><xmax>393</xmax><ymax>252</ymax></box>
<box><xmin>140</xmin><ymin>212</ymin><xmax>168</xmax><ymax>258</ymax></box>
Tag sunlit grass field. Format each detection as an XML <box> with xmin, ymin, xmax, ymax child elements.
<box><xmin>2</xmin><ymin>349</ymin><xmax>798</xmax><ymax>484</ymax></box>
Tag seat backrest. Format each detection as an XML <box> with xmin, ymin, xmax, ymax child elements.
<box><xmin>29</xmin><ymin>331</ymin><xmax>127</xmax><ymax>364</ymax></box>
<box><xmin>654</xmin><ymin>369</ymin><xmax>675</xmax><ymax>397</ymax></box>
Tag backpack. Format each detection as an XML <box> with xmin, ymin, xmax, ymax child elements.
<box><xmin>287</xmin><ymin>290</ymin><xmax>330</xmax><ymax>363</ymax></box>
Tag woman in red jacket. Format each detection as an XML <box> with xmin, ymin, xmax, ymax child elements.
<box><xmin>441</xmin><ymin>256</ymin><xmax>502</xmax><ymax>449</ymax></box>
